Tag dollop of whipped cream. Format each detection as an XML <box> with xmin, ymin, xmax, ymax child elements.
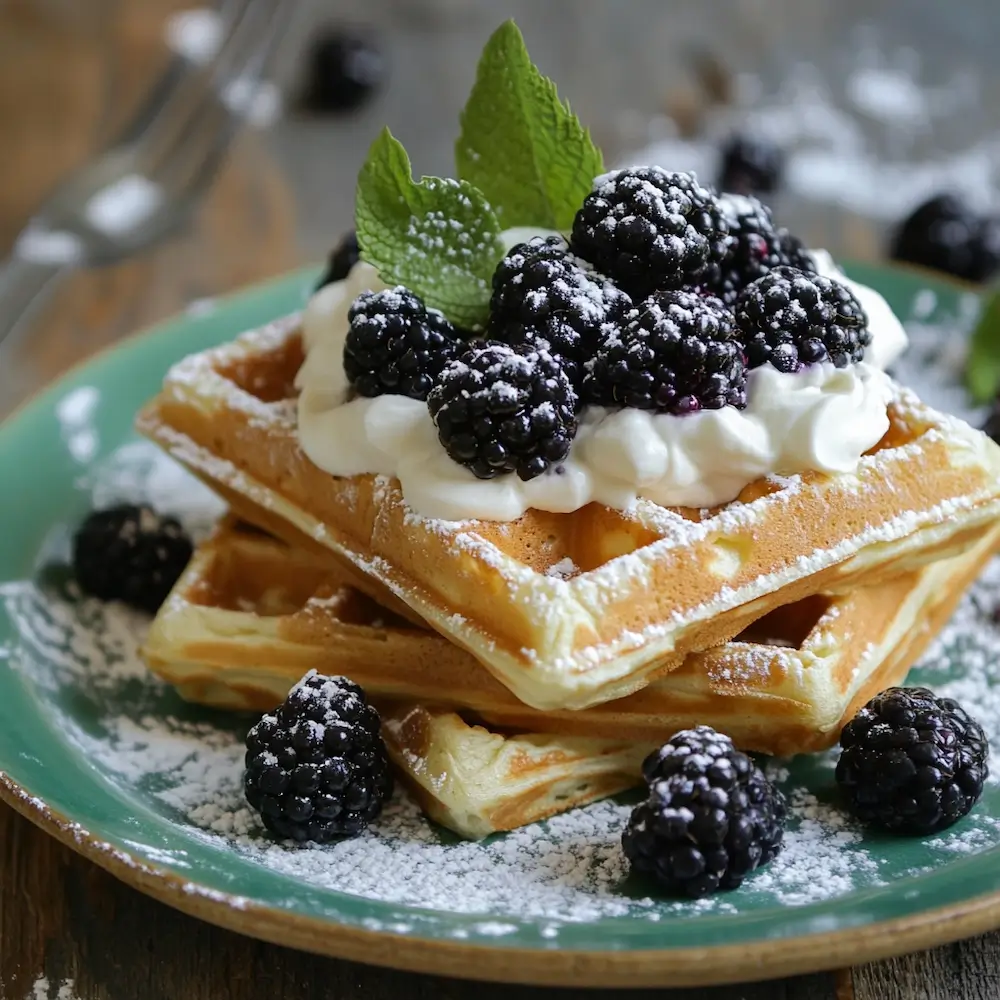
<box><xmin>295</xmin><ymin>245</ymin><xmax>909</xmax><ymax>521</ymax></box>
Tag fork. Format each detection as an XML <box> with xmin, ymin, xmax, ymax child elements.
<box><xmin>0</xmin><ymin>0</ymin><xmax>297</xmax><ymax>351</ymax></box>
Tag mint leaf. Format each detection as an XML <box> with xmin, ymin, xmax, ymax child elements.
<box><xmin>355</xmin><ymin>128</ymin><xmax>503</xmax><ymax>329</ymax></box>
<box><xmin>455</xmin><ymin>20</ymin><xmax>603</xmax><ymax>231</ymax></box>
<box><xmin>966</xmin><ymin>289</ymin><xmax>1000</xmax><ymax>403</ymax></box>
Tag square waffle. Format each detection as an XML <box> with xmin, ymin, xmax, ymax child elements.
<box><xmin>143</xmin><ymin>518</ymin><xmax>1000</xmax><ymax>756</ymax></box>
<box><xmin>137</xmin><ymin>316</ymin><xmax>1000</xmax><ymax>710</ymax></box>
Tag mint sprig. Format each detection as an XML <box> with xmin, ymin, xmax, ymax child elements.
<box><xmin>455</xmin><ymin>20</ymin><xmax>603</xmax><ymax>231</ymax></box>
<box><xmin>355</xmin><ymin>129</ymin><xmax>503</xmax><ymax>329</ymax></box>
<box><xmin>967</xmin><ymin>289</ymin><xmax>1000</xmax><ymax>404</ymax></box>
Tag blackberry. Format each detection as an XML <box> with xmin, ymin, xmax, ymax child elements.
<box><xmin>344</xmin><ymin>287</ymin><xmax>460</xmax><ymax>400</ymax></box>
<box><xmin>570</xmin><ymin>168</ymin><xmax>731</xmax><ymax>298</ymax></box>
<box><xmin>301</xmin><ymin>30</ymin><xmax>384</xmax><ymax>114</ymax></box>
<box><xmin>717</xmin><ymin>134</ymin><xmax>785</xmax><ymax>196</ymax></box>
<box><xmin>836</xmin><ymin>686</ymin><xmax>989</xmax><ymax>835</ymax></box>
<box><xmin>244</xmin><ymin>671</ymin><xmax>393</xmax><ymax>842</ymax></box>
<box><xmin>427</xmin><ymin>343</ymin><xmax>577</xmax><ymax>480</ymax></box>
<box><xmin>889</xmin><ymin>194</ymin><xmax>1000</xmax><ymax>284</ymax></box>
<box><xmin>315</xmin><ymin>230</ymin><xmax>360</xmax><ymax>290</ymax></box>
<box><xmin>584</xmin><ymin>290</ymin><xmax>747</xmax><ymax>414</ymax></box>
<box><xmin>72</xmin><ymin>504</ymin><xmax>192</xmax><ymax>614</ymax></box>
<box><xmin>623</xmin><ymin>726</ymin><xmax>786</xmax><ymax>897</ymax></box>
<box><xmin>734</xmin><ymin>266</ymin><xmax>870</xmax><ymax>372</ymax></box>
<box><xmin>983</xmin><ymin>399</ymin><xmax>1000</xmax><ymax>445</ymax></box>
<box><xmin>711</xmin><ymin>195</ymin><xmax>816</xmax><ymax>306</ymax></box>
<box><xmin>488</xmin><ymin>236</ymin><xmax>633</xmax><ymax>389</ymax></box>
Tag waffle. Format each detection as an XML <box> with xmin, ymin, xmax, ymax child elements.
<box><xmin>143</xmin><ymin>518</ymin><xmax>1000</xmax><ymax>755</ymax></box>
<box><xmin>380</xmin><ymin>704</ymin><xmax>646</xmax><ymax>839</ymax></box>
<box><xmin>137</xmin><ymin>315</ymin><xmax>1000</xmax><ymax>710</ymax></box>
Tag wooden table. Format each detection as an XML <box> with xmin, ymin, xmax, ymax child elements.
<box><xmin>3</xmin><ymin>3</ymin><xmax>1000</xmax><ymax>998</ymax></box>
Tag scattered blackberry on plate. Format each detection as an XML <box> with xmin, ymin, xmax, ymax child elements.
<box><xmin>570</xmin><ymin>167</ymin><xmax>731</xmax><ymax>298</ymax></box>
<box><xmin>315</xmin><ymin>230</ymin><xmax>360</xmax><ymax>290</ymax></box>
<box><xmin>889</xmin><ymin>194</ymin><xmax>1000</xmax><ymax>284</ymax></box>
<box><xmin>734</xmin><ymin>265</ymin><xmax>870</xmax><ymax>372</ymax></box>
<box><xmin>717</xmin><ymin>133</ymin><xmax>785</xmax><ymax>196</ymax></box>
<box><xmin>982</xmin><ymin>399</ymin><xmax>1000</xmax><ymax>445</ymax></box>
<box><xmin>488</xmin><ymin>236</ymin><xmax>633</xmax><ymax>389</ymax></box>
<box><xmin>344</xmin><ymin>287</ymin><xmax>461</xmax><ymax>401</ymax></box>
<box><xmin>244</xmin><ymin>671</ymin><xmax>392</xmax><ymax>843</ymax></box>
<box><xmin>72</xmin><ymin>504</ymin><xmax>192</xmax><ymax>614</ymax></box>
<box><xmin>711</xmin><ymin>194</ymin><xmax>816</xmax><ymax>306</ymax></box>
<box><xmin>427</xmin><ymin>343</ymin><xmax>578</xmax><ymax>480</ymax></box>
<box><xmin>836</xmin><ymin>686</ymin><xmax>989</xmax><ymax>835</ymax></box>
<box><xmin>301</xmin><ymin>29</ymin><xmax>384</xmax><ymax>114</ymax></box>
<box><xmin>584</xmin><ymin>289</ymin><xmax>747</xmax><ymax>413</ymax></box>
<box><xmin>623</xmin><ymin>726</ymin><xmax>786</xmax><ymax>898</ymax></box>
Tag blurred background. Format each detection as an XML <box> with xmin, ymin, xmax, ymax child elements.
<box><xmin>2</xmin><ymin>0</ymin><xmax>1000</xmax><ymax>413</ymax></box>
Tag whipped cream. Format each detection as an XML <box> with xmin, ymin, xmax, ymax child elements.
<box><xmin>295</xmin><ymin>248</ymin><xmax>909</xmax><ymax>521</ymax></box>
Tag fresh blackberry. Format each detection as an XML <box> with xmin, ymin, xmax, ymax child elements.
<box><xmin>301</xmin><ymin>29</ymin><xmax>384</xmax><ymax>114</ymax></box>
<box><xmin>983</xmin><ymin>399</ymin><xmax>1000</xmax><ymax>445</ymax></box>
<box><xmin>717</xmin><ymin>133</ymin><xmax>785</xmax><ymax>196</ymax></box>
<box><xmin>72</xmin><ymin>504</ymin><xmax>192</xmax><ymax>614</ymax></box>
<box><xmin>570</xmin><ymin>167</ymin><xmax>731</xmax><ymax>298</ymax></box>
<box><xmin>623</xmin><ymin>726</ymin><xmax>786</xmax><ymax>898</ymax></box>
<box><xmin>836</xmin><ymin>686</ymin><xmax>989</xmax><ymax>835</ymax></box>
<box><xmin>487</xmin><ymin>236</ymin><xmax>633</xmax><ymax>389</ymax></box>
<box><xmin>711</xmin><ymin>195</ymin><xmax>816</xmax><ymax>306</ymax></box>
<box><xmin>244</xmin><ymin>671</ymin><xmax>393</xmax><ymax>842</ymax></box>
<box><xmin>889</xmin><ymin>194</ymin><xmax>1000</xmax><ymax>284</ymax></box>
<box><xmin>584</xmin><ymin>290</ymin><xmax>747</xmax><ymax>414</ymax></box>
<box><xmin>315</xmin><ymin>230</ymin><xmax>360</xmax><ymax>290</ymax></box>
<box><xmin>734</xmin><ymin>266</ymin><xmax>870</xmax><ymax>372</ymax></box>
<box><xmin>427</xmin><ymin>343</ymin><xmax>577</xmax><ymax>480</ymax></box>
<box><xmin>344</xmin><ymin>287</ymin><xmax>460</xmax><ymax>400</ymax></box>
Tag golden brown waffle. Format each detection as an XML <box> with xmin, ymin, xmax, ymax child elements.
<box><xmin>143</xmin><ymin>518</ymin><xmax>1000</xmax><ymax>755</ymax></box>
<box><xmin>137</xmin><ymin>316</ymin><xmax>1000</xmax><ymax>710</ymax></box>
<box><xmin>380</xmin><ymin>704</ymin><xmax>646</xmax><ymax>839</ymax></box>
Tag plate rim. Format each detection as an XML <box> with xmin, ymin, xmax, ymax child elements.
<box><xmin>1</xmin><ymin>260</ymin><xmax>998</xmax><ymax>987</ymax></box>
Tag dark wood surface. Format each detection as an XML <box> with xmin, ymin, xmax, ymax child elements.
<box><xmin>3</xmin><ymin>2</ymin><xmax>1000</xmax><ymax>998</ymax></box>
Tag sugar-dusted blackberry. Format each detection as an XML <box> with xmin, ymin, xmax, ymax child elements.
<box><xmin>710</xmin><ymin>194</ymin><xmax>816</xmax><ymax>306</ymax></box>
<box><xmin>244</xmin><ymin>671</ymin><xmax>393</xmax><ymax>843</ymax></box>
<box><xmin>315</xmin><ymin>230</ymin><xmax>360</xmax><ymax>290</ymax></box>
<box><xmin>72</xmin><ymin>504</ymin><xmax>192</xmax><ymax>614</ymax></box>
<box><xmin>717</xmin><ymin>133</ymin><xmax>785</xmax><ymax>196</ymax></box>
<box><xmin>734</xmin><ymin>265</ymin><xmax>870</xmax><ymax>372</ymax></box>
<box><xmin>570</xmin><ymin>167</ymin><xmax>731</xmax><ymax>298</ymax></box>
<box><xmin>889</xmin><ymin>194</ymin><xmax>1000</xmax><ymax>284</ymax></box>
<box><xmin>344</xmin><ymin>286</ymin><xmax>461</xmax><ymax>401</ymax></box>
<box><xmin>487</xmin><ymin>236</ymin><xmax>633</xmax><ymax>389</ymax></box>
<box><xmin>301</xmin><ymin>29</ymin><xmax>384</xmax><ymax>114</ymax></box>
<box><xmin>584</xmin><ymin>289</ymin><xmax>747</xmax><ymax>414</ymax></box>
<box><xmin>427</xmin><ymin>343</ymin><xmax>578</xmax><ymax>480</ymax></box>
<box><xmin>623</xmin><ymin>727</ymin><xmax>786</xmax><ymax>898</ymax></box>
<box><xmin>836</xmin><ymin>686</ymin><xmax>989</xmax><ymax>835</ymax></box>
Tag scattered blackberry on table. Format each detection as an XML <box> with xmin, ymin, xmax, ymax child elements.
<box><xmin>836</xmin><ymin>686</ymin><xmax>989</xmax><ymax>835</ymax></box>
<box><xmin>889</xmin><ymin>194</ymin><xmax>1000</xmax><ymax>284</ymax></box>
<box><xmin>301</xmin><ymin>29</ymin><xmax>384</xmax><ymax>114</ymax></box>
<box><xmin>244</xmin><ymin>671</ymin><xmax>393</xmax><ymax>843</ymax></box>
<box><xmin>344</xmin><ymin>287</ymin><xmax>461</xmax><ymax>401</ymax></box>
<box><xmin>72</xmin><ymin>504</ymin><xmax>192</xmax><ymax>614</ymax></box>
<box><xmin>584</xmin><ymin>289</ymin><xmax>747</xmax><ymax>414</ymax></box>
<box><xmin>488</xmin><ymin>236</ymin><xmax>633</xmax><ymax>390</ymax></box>
<box><xmin>717</xmin><ymin>133</ymin><xmax>785</xmax><ymax>196</ymax></box>
<box><xmin>623</xmin><ymin>726</ymin><xmax>786</xmax><ymax>898</ymax></box>
<box><xmin>711</xmin><ymin>195</ymin><xmax>816</xmax><ymax>306</ymax></box>
<box><xmin>315</xmin><ymin>230</ymin><xmax>360</xmax><ymax>290</ymax></box>
<box><xmin>570</xmin><ymin>167</ymin><xmax>731</xmax><ymax>298</ymax></box>
<box><xmin>427</xmin><ymin>343</ymin><xmax>578</xmax><ymax>480</ymax></box>
<box><xmin>734</xmin><ymin>265</ymin><xmax>870</xmax><ymax>372</ymax></box>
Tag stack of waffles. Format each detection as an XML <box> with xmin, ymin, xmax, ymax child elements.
<box><xmin>135</xmin><ymin>314</ymin><xmax>1000</xmax><ymax>839</ymax></box>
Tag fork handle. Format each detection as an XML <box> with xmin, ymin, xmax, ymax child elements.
<box><xmin>0</xmin><ymin>254</ymin><xmax>68</xmax><ymax>352</ymax></box>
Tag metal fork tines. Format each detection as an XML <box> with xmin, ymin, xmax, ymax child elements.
<box><xmin>0</xmin><ymin>0</ymin><xmax>296</xmax><ymax>351</ymax></box>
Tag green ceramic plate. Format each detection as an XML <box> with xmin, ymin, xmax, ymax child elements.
<box><xmin>2</xmin><ymin>263</ymin><xmax>1000</xmax><ymax>989</ymax></box>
